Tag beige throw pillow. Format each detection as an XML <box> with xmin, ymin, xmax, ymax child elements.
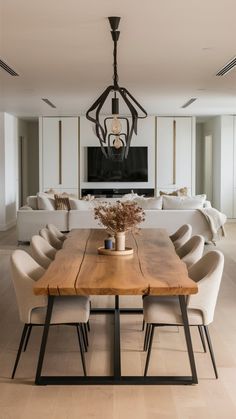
<box><xmin>37</xmin><ymin>192</ymin><xmax>55</xmax><ymax>210</ymax></box>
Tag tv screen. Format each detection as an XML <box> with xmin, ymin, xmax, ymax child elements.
<box><xmin>87</xmin><ymin>147</ymin><xmax>148</xmax><ymax>182</ymax></box>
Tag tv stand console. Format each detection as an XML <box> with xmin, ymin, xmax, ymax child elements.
<box><xmin>81</xmin><ymin>188</ymin><xmax>155</xmax><ymax>198</ymax></box>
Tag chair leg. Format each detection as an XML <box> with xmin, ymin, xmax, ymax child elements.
<box><xmin>87</xmin><ymin>320</ymin><xmax>90</xmax><ymax>332</ymax></box>
<box><xmin>203</xmin><ymin>325</ymin><xmax>218</xmax><ymax>379</ymax></box>
<box><xmin>23</xmin><ymin>325</ymin><xmax>33</xmax><ymax>352</ymax></box>
<box><xmin>142</xmin><ymin>319</ymin><xmax>145</xmax><ymax>331</ymax></box>
<box><xmin>83</xmin><ymin>323</ymin><xmax>89</xmax><ymax>347</ymax></box>
<box><xmin>198</xmin><ymin>325</ymin><xmax>207</xmax><ymax>353</ymax></box>
<box><xmin>11</xmin><ymin>324</ymin><xmax>29</xmax><ymax>379</ymax></box>
<box><xmin>144</xmin><ymin>325</ymin><xmax>155</xmax><ymax>376</ymax></box>
<box><xmin>80</xmin><ymin>324</ymin><xmax>88</xmax><ymax>352</ymax></box>
<box><xmin>143</xmin><ymin>323</ymin><xmax>151</xmax><ymax>351</ymax></box>
<box><xmin>76</xmin><ymin>325</ymin><xmax>86</xmax><ymax>353</ymax></box>
<box><xmin>77</xmin><ymin>324</ymin><xmax>87</xmax><ymax>376</ymax></box>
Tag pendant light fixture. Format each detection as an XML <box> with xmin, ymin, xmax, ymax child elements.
<box><xmin>86</xmin><ymin>17</ymin><xmax>147</xmax><ymax>160</ymax></box>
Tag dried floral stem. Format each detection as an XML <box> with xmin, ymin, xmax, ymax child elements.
<box><xmin>94</xmin><ymin>201</ymin><xmax>145</xmax><ymax>233</ymax></box>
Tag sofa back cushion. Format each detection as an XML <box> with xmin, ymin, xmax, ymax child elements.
<box><xmin>134</xmin><ymin>196</ymin><xmax>163</xmax><ymax>210</ymax></box>
<box><xmin>69</xmin><ymin>199</ymin><xmax>94</xmax><ymax>210</ymax></box>
<box><xmin>163</xmin><ymin>195</ymin><xmax>206</xmax><ymax>210</ymax></box>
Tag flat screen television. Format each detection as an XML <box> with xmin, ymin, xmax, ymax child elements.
<box><xmin>87</xmin><ymin>147</ymin><xmax>148</xmax><ymax>182</ymax></box>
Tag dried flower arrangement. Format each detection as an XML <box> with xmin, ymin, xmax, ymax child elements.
<box><xmin>94</xmin><ymin>201</ymin><xmax>145</xmax><ymax>234</ymax></box>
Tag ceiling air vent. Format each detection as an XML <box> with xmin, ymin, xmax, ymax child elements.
<box><xmin>181</xmin><ymin>98</ymin><xmax>197</xmax><ymax>109</ymax></box>
<box><xmin>0</xmin><ymin>59</ymin><xmax>19</xmax><ymax>76</ymax></box>
<box><xmin>216</xmin><ymin>56</ymin><xmax>236</xmax><ymax>76</ymax></box>
<box><xmin>42</xmin><ymin>98</ymin><xmax>56</xmax><ymax>108</ymax></box>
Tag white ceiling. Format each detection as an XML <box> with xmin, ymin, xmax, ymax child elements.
<box><xmin>1</xmin><ymin>0</ymin><xmax>236</xmax><ymax>117</ymax></box>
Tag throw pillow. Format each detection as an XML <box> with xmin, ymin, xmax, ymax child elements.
<box><xmin>54</xmin><ymin>194</ymin><xmax>71</xmax><ymax>211</ymax></box>
<box><xmin>26</xmin><ymin>196</ymin><xmax>38</xmax><ymax>210</ymax></box>
<box><xmin>162</xmin><ymin>195</ymin><xmax>206</xmax><ymax>210</ymax></box>
<box><xmin>37</xmin><ymin>192</ymin><xmax>55</xmax><ymax>210</ymax></box>
<box><xmin>160</xmin><ymin>187</ymin><xmax>188</xmax><ymax>196</ymax></box>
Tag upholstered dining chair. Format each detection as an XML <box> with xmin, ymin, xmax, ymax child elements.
<box><xmin>46</xmin><ymin>223</ymin><xmax>67</xmax><ymax>242</ymax></box>
<box><xmin>176</xmin><ymin>235</ymin><xmax>205</xmax><ymax>269</ymax></box>
<box><xmin>31</xmin><ymin>235</ymin><xmax>57</xmax><ymax>269</ymax></box>
<box><xmin>39</xmin><ymin>227</ymin><xmax>62</xmax><ymax>250</ymax></box>
<box><xmin>10</xmin><ymin>250</ymin><xmax>90</xmax><ymax>378</ymax></box>
<box><xmin>143</xmin><ymin>250</ymin><xmax>224</xmax><ymax>378</ymax></box>
<box><xmin>170</xmin><ymin>224</ymin><xmax>192</xmax><ymax>250</ymax></box>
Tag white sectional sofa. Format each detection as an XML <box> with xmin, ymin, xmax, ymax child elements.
<box><xmin>17</xmin><ymin>193</ymin><xmax>220</xmax><ymax>242</ymax></box>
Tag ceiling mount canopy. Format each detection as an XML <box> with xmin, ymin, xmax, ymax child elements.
<box><xmin>86</xmin><ymin>17</ymin><xmax>147</xmax><ymax>161</ymax></box>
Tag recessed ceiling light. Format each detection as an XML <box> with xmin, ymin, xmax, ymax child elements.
<box><xmin>42</xmin><ymin>98</ymin><xmax>56</xmax><ymax>108</ymax></box>
<box><xmin>181</xmin><ymin>98</ymin><xmax>197</xmax><ymax>109</ymax></box>
<box><xmin>202</xmin><ymin>47</ymin><xmax>213</xmax><ymax>51</ymax></box>
<box><xmin>197</xmin><ymin>88</ymin><xmax>206</xmax><ymax>91</ymax></box>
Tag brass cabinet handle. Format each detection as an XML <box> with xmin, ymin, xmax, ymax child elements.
<box><xmin>173</xmin><ymin>120</ymin><xmax>176</xmax><ymax>185</ymax></box>
<box><xmin>59</xmin><ymin>120</ymin><xmax>62</xmax><ymax>185</ymax></box>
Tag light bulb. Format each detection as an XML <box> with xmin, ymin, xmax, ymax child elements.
<box><xmin>113</xmin><ymin>136</ymin><xmax>123</xmax><ymax>149</ymax></box>
<box><xmin>111</xmin><ymin>116</ymin><xmax>122</xmax><ymax>135</ymax></box>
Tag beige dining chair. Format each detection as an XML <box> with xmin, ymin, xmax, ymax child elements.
<box><xmin>10</xmin><ymin>249</ymin><xmax>90</xmax><ymax>378</ymax></box>
<box><xmin>170</xmin><ymin>224</ymin><xmax>192</xmax><ymax>250</ymax></box>
<box><xmin>46</xmin><ymin>223</ymin><xmax>67</xmax><ymax>242</ymax></box>
<box><xmin>176</xmin><ymin>235</ymin><xmax>205</xmax><ymax>269</ymax></box>
<box><xmin>39</xmin><ymin>227</ymin><xmax>62</xmax><ymax>250</ymax></box>
<box><xmin>143</xmin><ymin>250</ymin><xmax>224</xmax><ymax>378</ymax></box>
<box><xmin>31</xmin><ymin>235</ymin><xmax>57</xmax><ymax>269</ymax></box>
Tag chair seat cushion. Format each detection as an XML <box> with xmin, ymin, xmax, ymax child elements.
<box><xmin>30</xmin><ymin>296</ymin><xmax>90</xmax><ymax>324</ymax></box>
<box><xmin>143</xmin><ymin>296</ymin><xmax>204</xmax><ymax>325</ymax></box>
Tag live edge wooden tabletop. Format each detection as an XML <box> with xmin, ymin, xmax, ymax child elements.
<box><xmin>33</xmin><ymin>229</ymin><xmax>198</xmax><ymax>297</ymax></box>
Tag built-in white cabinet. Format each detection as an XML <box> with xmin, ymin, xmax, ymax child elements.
<box><xmin>156</xmin><ymin>117</ymin><xmax>195</xmax><ymax>195</ymax></box>
<box><xmin>39</xmin><ymin>117</ymin><xmax>79</xmax><ymax>195</ymax></box>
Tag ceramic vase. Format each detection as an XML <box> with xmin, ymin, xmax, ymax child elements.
<box><xmin>115</xmin><ymin>231</ymin><xmax>126</xmax><ymax>251</ymax></box>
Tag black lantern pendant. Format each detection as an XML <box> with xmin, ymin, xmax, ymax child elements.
<box><xmin>86</xmin><ymin>17</ymin><xmax>147</xmax><ymax>160</ymax></box>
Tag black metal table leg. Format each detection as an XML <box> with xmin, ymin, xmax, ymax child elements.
<box><xmin>114</xmin><ymin>295</ymin><xmax>121</xmax><ymax>379</ymax></box>
<box><xmin>35</xmin><ymin>296</ymin><xmax>54</xmax><ymax>384</ymax></box>
<box><xmin>34</xmin><ymin>299</ymin><xmax>198</xmax><ymax>386</ymax></box>
<box><xmin>179</xmin><ymin>296</ymin><xmax>198</xmax><ymax>384</ymax></box>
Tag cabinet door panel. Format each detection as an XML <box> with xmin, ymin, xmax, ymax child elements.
<box><xmin>157</xmin><ymin>118</ymin><xmax>174</xmax><ymax>186</ymax></box>
<box><xmin>175</xmin><ymin>118</ymin><xmax>192</xmax><ymax>188</ymax></box>
<box><xmin>42</xmin><ymin>118</ymin><xmax>60</xmax><ymax>189</ymax></box>
<box><xmin>61</xmin><ymin>118</ymin><xmax>78</xmax><ymax>189</ymax></box>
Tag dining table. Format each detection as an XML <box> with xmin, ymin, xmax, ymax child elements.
<box><xmin>33</xmin><ymin>228</ymin><xmax>198</xmax><ymax>385</ymax></box>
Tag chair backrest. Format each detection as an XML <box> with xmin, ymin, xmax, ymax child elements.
<box><xmin>187</xmin><ymin>250</ymin><xmax>224</xmax><ymax>325</ymax></box>
<box><xmin>47</xmin><ymin>223</ymin><xmax>66</xmax><ymax>241</ymax></box>
<box><xmin>10</xmin><ymin>250</ymin><xmax>47</xmax><ymax>324</ymax></box>
<box><xmin>176</xmin><ymin>235</ymin><xmax>205</xmax><ymax>269</ymax></box>
<box><xmin>31</xmin><ymin>235</ymin><xmax>57</xmax><ymax>269</ymax></box>
<box><xmin>39</xmin><ymin>227</ymin><xmax>62</xmax><ymax>250</ymax></box>
<box><xmin>170</xmin><ymin>224</ymin><xmax>192</xmax><ymax>249</ymax></box>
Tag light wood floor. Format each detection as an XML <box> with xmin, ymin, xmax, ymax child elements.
<box><xmin>0</xmin><ymin>226</ymin><xmax>236</xmax><ymax>419</ymax></box>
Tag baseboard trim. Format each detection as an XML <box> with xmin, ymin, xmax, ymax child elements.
<box><xmin>226</xmin><ymin>219</ymin><xmax>236</xmax><ymax>223</ymax></box>
<box><xmin>0</xmin><ymin>220</ymin><xmax>16</xmax><ymax>231</ymax></box>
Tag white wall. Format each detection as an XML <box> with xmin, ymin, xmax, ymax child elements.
<box><xmin>195</xmin><ymin>123</ymin><xmax>204</xmax><ymax>195</ymax></box>
<box><xmin>80</xmin><ymin>116</ymin><xmax>156</xmax><ymax>193</ymax></box>
<box><xmin>0</xmin><ymin>113</ymin><xmax>18</xmax><ymax>230</ymax></box>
